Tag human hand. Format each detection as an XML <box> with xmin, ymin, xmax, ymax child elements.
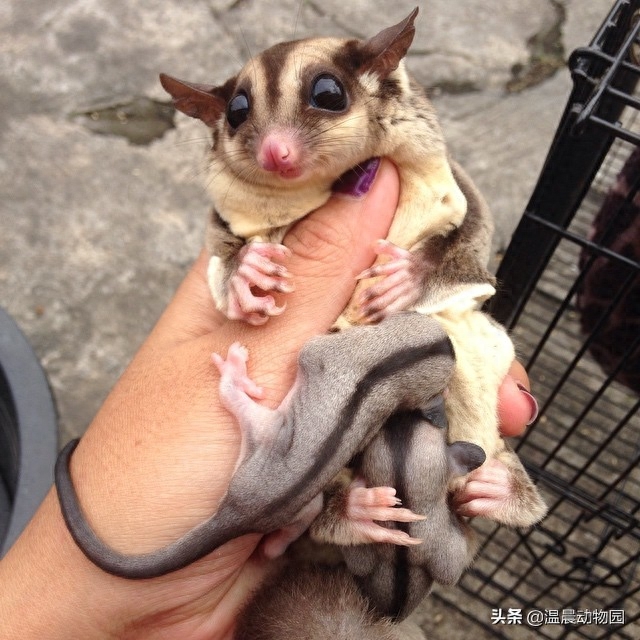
<box><xmin>496</xmin><ymin>360</ymin><xmax>538</xmax><ymax>438</ymax></box>
<box><xmin>0</xmin><ymin>158</ymin><xmax>399</xmax><ymax>640</ymax></box>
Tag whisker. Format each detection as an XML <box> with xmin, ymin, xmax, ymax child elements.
<box><xmin>238</xmin><ymin>26</ymin><xmax>254</xmax><ymax>66</ymax></box>
<box><xmin>292</xmin><ymin>0</ymin><xmax>304</xmax><ymax>41</ymax></box>
<box><xmin>170</xmin><ymin>136</ymin><xmax>214</xmax><ymax>148</ymax></box>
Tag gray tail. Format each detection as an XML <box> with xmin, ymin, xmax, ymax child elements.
<box><xmin>54</xmin><ymin>439</ymin><xmax>244</xmax><ymax>579</ymax></box>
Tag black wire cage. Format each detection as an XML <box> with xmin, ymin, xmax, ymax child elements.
<box><xmin>436</xmin><ymin>1</ymin><xmax>640</xmax><ymax>638</ymax></box>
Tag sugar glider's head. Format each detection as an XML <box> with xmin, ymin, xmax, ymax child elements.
<box><xmin>160</xmin><ymin>8</ymin><xmax>419</xmax><ymax>188</ymax></box>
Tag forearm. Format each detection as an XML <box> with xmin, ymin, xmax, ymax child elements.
<box><xmin>0</xmin><ymin>309</ymin><xmax>262</xmax><ymax>639</ymax></box>
<box><xmin>0</xmin><ymin>489</ymin><xmax>123</xmax><ymax>639</ymax></box>
<box><xmin>0</xmin><ymin>486</ymin><xmax>268</xmax><ymax>640</ymax></box>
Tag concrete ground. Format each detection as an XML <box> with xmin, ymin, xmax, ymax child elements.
<box><xmin>0</xmin><ymin>0</ymin><xmax>618</xmax><ymax>637</ymax></box>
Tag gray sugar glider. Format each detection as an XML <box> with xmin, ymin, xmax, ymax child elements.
<box><xmin>56</xmin><ymin>313</ymin><xmax>455</xmax><ymax>579</ymax></box>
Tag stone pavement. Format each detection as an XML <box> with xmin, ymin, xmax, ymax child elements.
<box><xmin>0</xmin><ymin>0</ymin><xmax>617</xmax><ymax>636</ymax></box>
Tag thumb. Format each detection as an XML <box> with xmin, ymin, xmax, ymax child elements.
<box><xmin>279</xmin><ymin>158</ymin><xmax>400</xmax><ymax>333</ymax></box>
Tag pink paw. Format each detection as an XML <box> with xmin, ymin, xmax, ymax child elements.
<box><xmin>356</xmin><ymin>240</ymin><xmax>422</xmax><ymax>323</ymax></box>
<box><xmin>212</xmin><ymin>343</ymin><xmax>264</xmax><ymax>401</ymax></box>
<box><xmin>453</xmin><ymin>459</ymin><xmax>512</xmax><ymax>518</ymax></box>
<box><xmin>227</xmin><ymin>243</ymin><xmax>293</xmax><ymax>325</ymax></box>
<box><xmin>345</xmin><ymin>481</ymin><xmax>425</xmax><ymax>546</ymax></box>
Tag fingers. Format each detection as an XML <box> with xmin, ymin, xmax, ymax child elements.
<box><xmin>346</xmin><ymin>486</ymin><xmax>426</xmax><ymax>523</ymax></box>
<box><xmin>497</xmin><ymin>362</ymin><xmax>539</xmax><ymax>437</ymax></box>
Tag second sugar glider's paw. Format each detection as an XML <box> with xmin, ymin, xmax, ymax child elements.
<box><xmin>346</xmin><ymin>483</ymin><xmax>426</xmax><ymax>546</ymax></box>
<box><xmin>355</xmin><ymin>240</ymin><xmax>423</xmax><ymax>323</ymax></box>
<box><xmin>212</xmin><ymin>343</ymin><xmax>286</xmax><ymax>451</ymax></box>
<box><xmin>452</xmin><ymin>458</ymin><xmax>513</xmax><ymax>519</ymax></box>
<box><xmin>219</xmin><ymin>242</ymin><xmax>294</xmax><ymax>325</ymax></box>
<box><xmin>311</xmin><ymin>478</ymin><xmax>425</xmax><ymax>547</ymax></box>
<box><xmin>212</xmin><ymin>343</ymin><xmax>280</xmax><ymax>441</ymax></box>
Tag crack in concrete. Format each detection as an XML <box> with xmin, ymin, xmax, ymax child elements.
<box><xmin>506</xmin><ymin>0</ymin><xmax>567</xmax><ymax>93</ymax></box>
<box><xmin>306</xmin><ymin>0</ymin><xmax>368</xmax><ymax>39</ymax></box>
<box><xmin>69</xmin><ymin>97</ymin><xmax>176</xmax><ymax>146</ymax></box>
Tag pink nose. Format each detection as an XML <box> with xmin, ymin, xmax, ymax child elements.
<box><xmin>257</xmin><ymin>133</ymin><xmax>301</xmax><ymax>175</ymax></box>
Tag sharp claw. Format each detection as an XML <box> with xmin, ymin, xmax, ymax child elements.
<box><xmin>356</xmin><ymin>267</ymin><xmax>376</xmax><ymax>280</ymax></box>
<box><xmin>275</xmin><ymin>282</ymin><xmax>295</xmax><ymax>294</ymax></box>
<box><xmin>267</xmin><ymin>301</ymin><xmax>286</xmax><ymax>317</ymax></box>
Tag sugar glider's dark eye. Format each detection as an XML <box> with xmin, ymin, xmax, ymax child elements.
<box><xmin>310</xmin><ymin>74</ymin><xmax>347</xmax><ymax>112</ymax></box>
<box><xmin>227</xmin><ymin>92</ymin><xmax>250</xmax><ymax>128</ymax></box>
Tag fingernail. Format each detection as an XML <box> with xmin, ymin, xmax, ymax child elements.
<box><xmin>332</xmin><ymin>157</ymin><xmax>381</xmax><ymax>197</ymax></box>
<box><xmin>517</xmin><ymin>383</ymin><xmax>539</xmax><ymax>425</ymax></box>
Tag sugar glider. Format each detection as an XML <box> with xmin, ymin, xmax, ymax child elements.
<box><xmin>55</xmin><ymin>313</ymin><xmax>455</xmax><ymax>579</ymax></box>
<box><xmin>159</xmin><ymin>7</ymin><xmax>547</xmax><ymax>527</ymax></box>
<box><xmin>231</xmin><ymin>395</ymin><xmax>485</xmax><ymax>630</ymax></box>
<box><xmin>310</xmin><ymin>398</ymin><xmax>486</xmax><ymax>620</ymax></box>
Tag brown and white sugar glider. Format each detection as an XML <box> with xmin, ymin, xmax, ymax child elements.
<box><xmin>159</xmin><ymin>6</ymin><xmax>546</xmax><ymax>527</ymax></box>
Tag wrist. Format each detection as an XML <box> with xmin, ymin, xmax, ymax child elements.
<box><xmin>0</xmin><ymin>486</ymin><xmax>264</xmax><ymax>640</ymax></box>
<box><xmin>0</xmin><ymin>490</ymin><xmax>127</xmax><ymax>639</ymax></box>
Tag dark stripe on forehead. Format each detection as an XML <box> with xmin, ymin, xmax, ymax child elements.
<box><xmin>333</xmin><ymin>39</ymin><xmax>368</xmax><ymax>73</ymax></box>
<box><xmin>259</xmin><ymin>41</ymin><xmax>299</xmax><ymax>112</ymax></box>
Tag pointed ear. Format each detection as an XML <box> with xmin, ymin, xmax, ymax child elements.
<box><xmin>358</xmin><ymin>7</ymin><xmax>418</xmax><ymax>77</ymax></box>
<box><xmin>447</xmin><ymin>441</ymin><xmax>486</xmax><ymax>478</ymax></box>
<box><xmin>159</xmin><ymin>73</ymin><xmax>226</xmax><ymax>128</ymax></box>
